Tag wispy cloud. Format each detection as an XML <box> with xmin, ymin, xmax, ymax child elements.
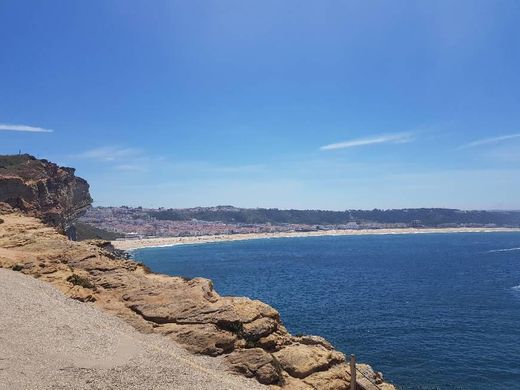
<box><xmin>459</xmin><ymin>133</ymin><xmax>520</xmax><ymax>149</ymax></box>
<box><xmin>169</xmin><ymin>161</ymin><xmax>266</xmax><ymax>175</ymax></box>
<box><xmin>76</xmin><ymin>146</ymin><xmax>141</xmax><ymax>162</ymax></box>
<box><xmin>114</xmin><ymin>164</ymin><xmax>150</xmax><ymax>173</ymax></box>
<box><xmin>0</xmin><ymin>123</ymin><xmax>53</xmax><ymax>133</ymax></box>
<box><xmin>320</xmin><ymin>132</ymin><xmax>414</xmax><ymax>151</ymax></box>
<box><xmin>74</xmin><ymin>146</ymin><xmax>159</xmax><ymax>173</ymax></box>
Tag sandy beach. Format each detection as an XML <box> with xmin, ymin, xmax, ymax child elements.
<box><xmin>112</xmin><ymin>227</ymin><xmax>520</xmax><ymax>251</ymax></box>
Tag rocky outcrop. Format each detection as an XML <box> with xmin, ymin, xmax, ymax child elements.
<box><xmin>0</xmin><ymin>213</ymin><xmax>396</xmax><ymax>389</ymax></box>
<box><xmin>0</xmin><ymin>154</ymin><xmax>92</xmax><ymax>235</ymax></box>
<box><xmin>226</xmin><ymin>348</ymin><xmax>282</xmax><ymax>385</ymax></box>
<box><xmin>0</xmin><ymin>155</ymin><xmax>396</xmax><ymax>389</ymax></box>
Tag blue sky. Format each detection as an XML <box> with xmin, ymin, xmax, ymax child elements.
<box><xmin>1</xmin><ymin>1</ymin><xmax>520</xmax><ymax>210</ymax></box>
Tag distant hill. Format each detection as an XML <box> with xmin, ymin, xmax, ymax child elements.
<box><xmin>74</xmin><ymin>221</ymin><xmax>124</xmax><ymax>241</ymax></box>
<box><xmin>148</xmin><ymin>206</ymin><xmax>520</xmax><ymax>227</ymax></box>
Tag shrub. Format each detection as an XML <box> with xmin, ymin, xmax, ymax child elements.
<box><xmin>67</xmin><ymin>273</ymin><xmax>94</xmax><ymax>289</ymax></box>
<box><xmin>217</xmin><ymin>320</ymin><xmax>244</xmax><ymax>335</ymax></box>
<box><xmin>11</xmin><ymin>263</ymin><xmax>23</xmax><ymax>272</ymax></box>
<box><xmin>245</xmin><ymin>339</ymin><xmax>257</xmax><ymax>348</ymax></box>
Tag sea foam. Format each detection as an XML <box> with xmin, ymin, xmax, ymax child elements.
<box><xmin>488</xmin><ymin>247</ymin><xmax>520</xmax><ymax>253</ymax></box>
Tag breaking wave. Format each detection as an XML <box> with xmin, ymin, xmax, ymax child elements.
<box><xmin>488</xmin><ymin>247</ymin><xmax>520</xmax><ymax>253</ymax></box>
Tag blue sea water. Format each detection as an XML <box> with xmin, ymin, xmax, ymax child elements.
<box><xmin>133</xmin><ymin>233</ymin><xmax>520</xmax><ymax>390</ymax></box>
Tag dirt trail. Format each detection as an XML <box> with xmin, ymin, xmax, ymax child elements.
<box><xmin>0</xmin><ymin>268</ymin><xmax>266</xmax><ymax>390</ymax></box>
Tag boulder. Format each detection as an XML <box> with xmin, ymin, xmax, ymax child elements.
<box><xmin>225</xmin><ymin>348</ymin><xmax>282</xmax><ymax>385</ymax></box>
<box><xmin>158</xmin><ymin>323</ymin><xmax>236</xmax><ymax>356</ymax></box>
<box><xmin>274</xmin><ymin>344</ymin><xmax>345</xmax><ymax>379</ymax></box>
<box><xmin>242</xmin><ymin>317</ymin><xmax>278</xmax><ymax>341</ymax></box>
<box><xmin>256</xmin><ymin>330</ymin><xmax>291</xmax><ymax>351</ymax></box>
<box><xmin>302</xmin><ymin>363</ymin><xmax>351</xmax><ymax>390</ymax></box>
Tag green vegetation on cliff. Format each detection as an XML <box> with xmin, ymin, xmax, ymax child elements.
<box><xmin>149</xmin><ymin>206</ymin><xmax>520</xmax><ymax>227</ymax></box>
<box><xmin>74</xmin><ymin>221</ymin><xmax>124</xmax><ymax>241</ymax></box>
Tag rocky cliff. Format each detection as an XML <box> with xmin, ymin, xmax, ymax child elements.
<box><xmin>0</xmin><ymin>154</ymin><xmax>92</xmax><ymax>235</ymax></box>
<box><xmin>0</xmin><ymin>155</ymin><xmax>396</xmax><ymax>390</ymax></box>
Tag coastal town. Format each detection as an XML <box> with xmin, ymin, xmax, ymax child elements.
<box><xmin>80</xmin><ymin>206</ymin><xmax>362</xmax><ymax>238</ymax></box>
<box><xmin>80</xmin><ymin>206</ymin><xmax>515</xmax><ymax>239</ymax></box>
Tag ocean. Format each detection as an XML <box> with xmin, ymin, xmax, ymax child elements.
<box><xmin>132</xmin><ymin>232</ymin><xmax>520</xmax><ymax>390</ymax></box>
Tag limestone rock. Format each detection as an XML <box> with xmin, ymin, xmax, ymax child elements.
<box><xmin>229</xmin><ymin>296</ymin><xmax>280</xmax><ymax>322</ymax></box>
<box><xmin>356</xmin><ymin>364</ymin><xmax>397</xmax><ymax>390</ymax></box>
<box><xmin>293</xmin><ymin>335</ymin><xmax>334</xmax><ymax>350</ymax></box>
<box><xmin>242</xmin><ymin>317</ymin><xmax>278</xmax><ymax>341</ymax></box>
<box><xmin>158</xmin><ymin>323</ymin><xmax>236</xmax><ymax>356</ymax></box>
<box><xmin>280</xmin><ymin>374</ymin><xmax>314</xmax><ymax>389</ymax></box>
<box><xmin>124</xmin><ymin>283</ymin><xmax>240</xmax><ymax>326</ymax></box>
<box><xmin>274</xmin><ymin>344</ymin><xmax>345</xmax><ymax>379</ymax></box>
<box><xmin>257</xmin><ymin>330</ymin><xmax>291</xmax><ymax>351</ymax></box>
<box><xmin>302</xmin><ymin>363</ymin><xmax>351</xmax><ymax>390</ymax></box>
<box><xmin>0</xmin><ymin>154</ymin><xmax>92</xmax><ymax>235</ymax></box>
<box><xmin>69</xmin><ymin>286</ymin><xmax>97</xmax><ymax>302</ymax></box>
<box><xmin>225</xmin><ymin>348</ymin><xmax>282</xmax><ymax>385</ymax></box>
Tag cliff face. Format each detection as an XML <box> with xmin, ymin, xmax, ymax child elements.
<box><xmin>0</xmin><ymin>155</ymin><xmax>395</xmax><ymax>390</ymax></box>
<box><xmin>0</xmin><ymin>154</ymin><xmax>92</xmax><ymax>235</ymax></box>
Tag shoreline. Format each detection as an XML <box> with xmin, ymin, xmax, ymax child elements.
<box><xmin>111</xmin><ymin>227</ymin><xmax>520</xmax><ymax>251</ymax></box>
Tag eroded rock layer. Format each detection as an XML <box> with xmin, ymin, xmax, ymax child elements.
<box><xmin>0</xmin><ymin>155</ymin><xmax>395</xmax><ymax>389</ymax></box>
<box><xmin>0</xmin><ymin>154</ymin><xmax>92</xmax><ymax>233</ymax></box>
<box><xmin>0</xmin><ymin>213</ymin><xmax>395</xmax><ymax>389</ymax></box>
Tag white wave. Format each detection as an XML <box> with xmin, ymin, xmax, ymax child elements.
<box><xmin>512</xmin><ymin>285</ymin><xmax>520</xmax><ymax>291</ymax></box>
<box><xmin>488</xmin><ymin>247</ymin><xmax>520</xmax><ymax>253</ymax></box>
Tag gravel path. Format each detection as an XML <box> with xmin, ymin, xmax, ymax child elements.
<box><xmin>0</xmin><ymin>269</ymin><xmax>266</xmax><ymax>390</ymax></box>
